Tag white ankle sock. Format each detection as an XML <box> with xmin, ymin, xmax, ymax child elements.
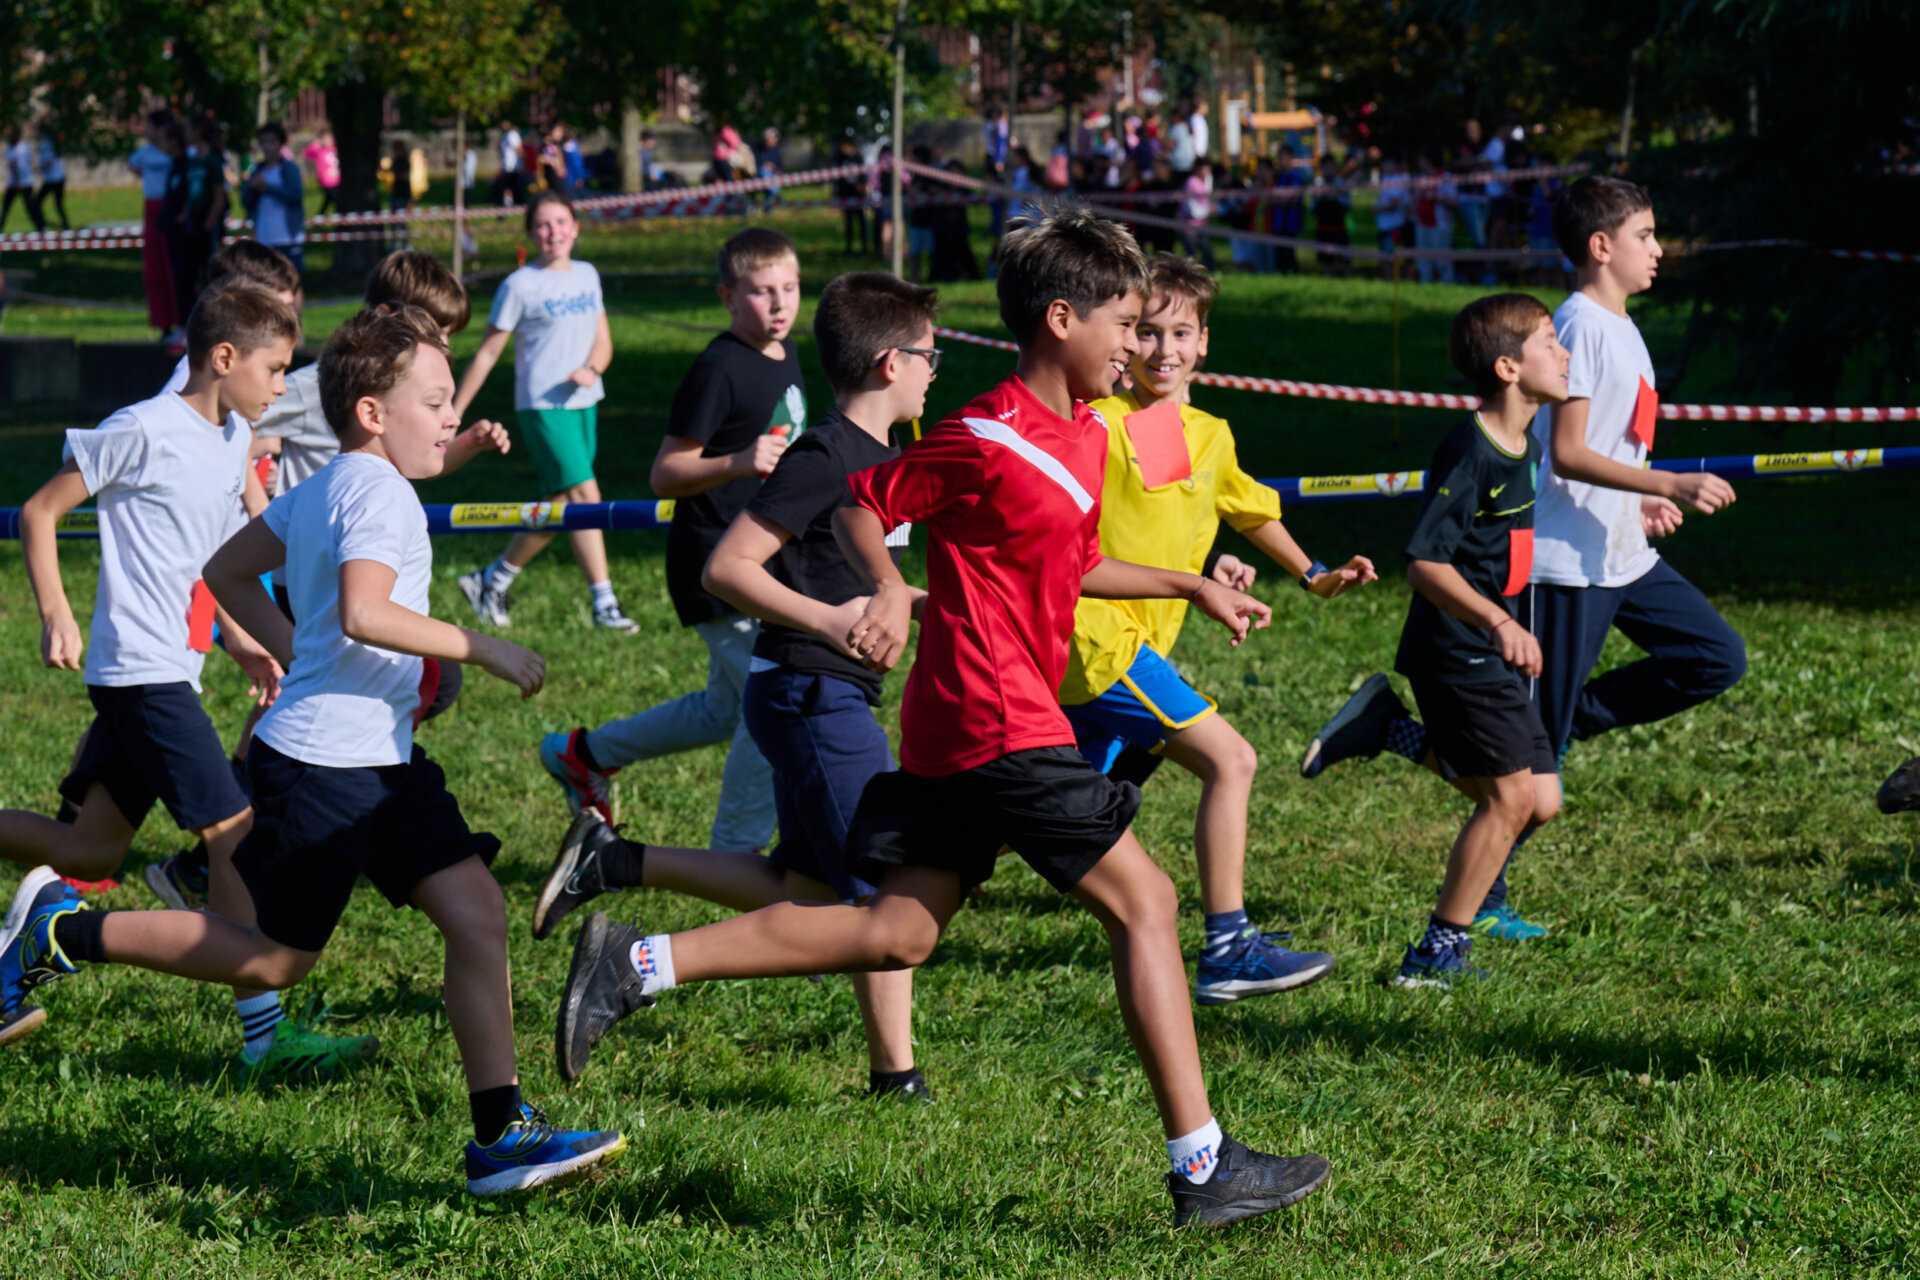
<box><xmin>235</xmin><ymin>992</ymin><xmax>284</xmax><ymax>1062</ymax></box>
<box><xmin>486</xmin><ymin>556</ymin><xmax>522</xmax><ymax>589</ymax></box>
<box><xmin>1168</xmin><ymin>1117</ymin><xmax>1224</xmax><ymax>1184</ymax></box>
<box><xmin>590</xmin><ymin>581</ymin><xmax>617</xmax><ymax>610</ymax></box>
<box><xmin>630</xmin><ymin>934</ymin><xmax>676</xmax><ymax>997</ymax></box>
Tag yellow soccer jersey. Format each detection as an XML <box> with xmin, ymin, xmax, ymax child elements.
<box><xmin>1062</xmin><ymin>390</ymin><xmax>1282</xmax><ymax>705</ymax></box>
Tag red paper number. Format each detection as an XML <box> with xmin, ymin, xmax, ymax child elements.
<box><xmin>187</xmin><ymin>579</ymin><xmax>216</xmax><ymax>652</ymax></box>
<box><xmin>1503</xmin><ymin>528</ymin><xmax>1534</xmax><ymax>597</ymax></box>
<box><xmin>1630</xmin><ymin>377</ymin><xmax>1658</xmax><ymax>450</ymax></box>
<box><xmin>1125</xmin><ymin>399</ymin><xmax>1193</xmax><ymax>489</ymax></box>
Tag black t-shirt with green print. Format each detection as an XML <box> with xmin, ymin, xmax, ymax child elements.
<box><xmin>1394</xmin><ymin>414</ymin><xmax>1542</xmax><ymax>685</ymax></box>
<box><xmin>664</xmin><ymin>331</ymin><xmax>810</xmax><ymax>627</ymax></box>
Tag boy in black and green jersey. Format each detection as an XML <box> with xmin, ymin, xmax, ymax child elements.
<box><xmin>1392</xmin><ymin>294</ymin><xmax>1573</xmax><ymax>988</ymax></box>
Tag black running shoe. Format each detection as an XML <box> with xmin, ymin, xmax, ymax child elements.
<box><xmin>865</xmin><ymin>1069</ymin><xmax>936</xmax><ymax>1105</ymax></box>
<box><xmin>1877</xmin><ymin>757</ymin><xmax>1920</xmax><ymax>815</ymax></box>
<box><xmin>556</xmin><ymin>912</ymin><xmax>655</xmax><ymax>1083</ymax></box>
<box><xmin>534</xmin><ymin>812</ymin><xmax>620</xmax><ymax>941</ymax></box>
<box><xmin>1167</xmin><ymin>1135</ymin><xmax>1331</xmax><ymax>1228</ymax></box>
<box><xmin>1300</xmin><ymin>673</ymin><xmax>1407</xmax><ymax>780</ymax></box>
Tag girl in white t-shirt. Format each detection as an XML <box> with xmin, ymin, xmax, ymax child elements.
<box><xmin>452</xmin><ymin>193</ymin><xmax>633</xmax><ymax>632</ymax></box>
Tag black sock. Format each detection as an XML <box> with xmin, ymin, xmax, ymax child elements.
<box><xmin>867</xmin><ymin>1067</ymin><xmax>924</xmax><ymax>1096</ymax></box>
<box><xmin>575</xmin><ymin>733</ymin><xmax>603</xmax><ymax>773</ymax></box>
<box><xmin>595</xmin><ymin>836</ymin><xmax>646</xmax><ymax>891</ymax></box>
<box><xmin>53</xmin><ymin>909</ymin><xmax>107</xmax><ymax>964</ymax></box>
<box><xmin>184</xmin><ymin>841</ymin><xmax>210</xmax><ymax>880</ymax></box>
<box><xmin>470</xmin><ymin>1083</ymin><xmax>523</xmax><ymax>1146</ymax></box>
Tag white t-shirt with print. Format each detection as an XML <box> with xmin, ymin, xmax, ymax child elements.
<box><xmin>63</xmin><ymin>393</ymin><xmax>251</xmax><ymax>691</ymax></box>
<box><xmin>1530</xmin><ymin>290</ymin><xmax>1661</xmax><ymax>589</ymax></box>
<box><xmin>256</xmin><ymin>451</ymin><xmax>432</xmax><ymax>768</ymax></box>
<box><xmin>489</xmin><ymin>260</ymin><xmax>606</xmax><ymax>412</ymax></box>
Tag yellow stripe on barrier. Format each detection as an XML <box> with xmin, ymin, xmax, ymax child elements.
<box><xmin>1753</xmin><ymin>449</ymin><xmax>1884</xmax><ymax>474</ymax></box>
<box><xmin>449</xmin><ymin>501</ymin><xmax>570</xmax><ymax>530</ymax></box>
<box><xmin>654</xmin><ymin>499</ymin><xmax>675</xmax><ymax>522</ymax></box>
<box><xmin>1296</xmin><ymin>470</ymin><xmax>1427</xmax><ymax>498</ymax></box>
<box><xmin>54</xmin><ymin>510</ymin><xmax>99</xmax><ymax>534</ymax></box>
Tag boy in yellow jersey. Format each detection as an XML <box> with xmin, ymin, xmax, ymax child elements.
<box><xmin>1070</xmin><ymin>253</ymin><xmax>1376</xmax><ymax>1005</ymax></box>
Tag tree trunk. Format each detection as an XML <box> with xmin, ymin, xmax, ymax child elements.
<box><xmin>891</xmin><ymin>0</ymin><xmax>907</xmax><ymax>278</ymax></box>
<box><xmin>452</xmin><ymin>111</ymin><xmax>466</xmax><ymax>278</ymax></box>
<box><xmin>255</xmin><ymin>36</ymin><xmax>273</xmax><ymax>127</ymax></box>
<box><xmin>326</xmin><ymin>79</ymin><xmax>387</xmax><ymax>279</ymax></box>
<box><xmin>620</xmin><ymin>104</ymin><xmax>642</xmax><ymax>193</ymax></box>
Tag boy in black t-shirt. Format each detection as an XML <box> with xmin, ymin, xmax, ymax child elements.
<box><xmin>1393</xmin><ymin>294</ymin><xmax>1571</xmax><ymax>988</ymax></box>
<box><xmin>530</xmin><ymin>271</ymin><xmax>938</xmax><ymax>1101</ymax></box>
<box><xmin>541</xmin><ymin>228</ymin><xmax>807</xmax><ymax>854</ymax></box>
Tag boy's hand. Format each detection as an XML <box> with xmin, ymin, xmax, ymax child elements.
<box><xmin>1668</xmin><ymin>472</ymin><xmax>1736</xmax><ymax>514</ymax></box>
<box><xmin>1191</xmin><ymin>579</ymin><xmax>1272</xmax><ymax>647</ymax></box>
<box><xmin>1493</xmin><ymin>617</ymin><xmax>1543</xmax><ymax>677</ymax></box>
<box><xmin>40</xmin><ymin>613</ymin><xmax>83</xmax><ymax>671</ymax></box>
<box><xmin>474</xmin><ymin>634</ymin><xmax>546</xmax><ymax>699</ymax></box>
<box><xmin>455</xmin><ymin>419</ymin><xmax>511</xmax><ymax>456</ymax></box>
<box><xmin>1308</xmin><ymin>554</ymin><xmax>1379</xmax><ymax>599</ymax></box>
<box><xmin>228</xmin><ymin>642</ymin><xmax>283</xmax><ymax>708</ymax></box>
<box><xmin>1641</xmin><ymin>495</ymin><xmax>1684</xmax><ymax>537</ymax></box>
<box><xmin>819</xmin><ymin>596</ymin><xmax>873</xmax><ymax>657</ymax></box>
<box><xmin>568</xmin><ymin>367</ymin><xmax>598</xmax><ymax>388</ymax></box>
<box><xmin>736</xmin><ymin>432</ymin><xmax>789</xmax><ymax>479</ymax></box>
<box><xmin>1210</xmin><ymin>555</ymin><xmax>1256</xmax><ymax>592</ymax></box>
<box><xmin>846</xmin><ymin>579</ymin><xmax>913</xmax><ymax>672</ymax></box>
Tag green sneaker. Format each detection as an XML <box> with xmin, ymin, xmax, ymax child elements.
<box><xmin>234</xmin><ymin>1021</ymin><xmax>380</xmax><ymax>1088</ymax></box>
<box><xmin>1471</xmin><ymin>903</ymin><xmax>1549</xmax><ymax>941</ymax></box>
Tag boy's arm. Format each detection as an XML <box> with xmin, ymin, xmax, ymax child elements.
<box><xmin>1240</xmin><ymin>519</ymin><xmax>1377</xmax><ymax>599</ymax></box>
<box><xmin>1081</xmin><ymin>557</ymin><xmax>1272</xmax><ymax>647</ymax></box>
<box><xmin>703</xmin><ymin>511</ymin><xmax>867</xmax><ymax>656</ymax></box>
<box><xmin>204</xmin><ymin>519</ymin><xmax>294</xmax><ymax>669</ymax></box>
<box><xmin>439</xmin><ymin>419</ymin><xmax>511</xmax><ymax>475</ymax></box>
<box><xmin>1547</xmin><ymin>398</ymin><xmax>1736</xmax><ymax>513</ymax></box>
<box><xmin>240</xmin><ymin>456</ymin><xmax>270</xmax><ymax>518</ymax></box>
<box><xmin>833</xmin><ymin>506</ymin><xmax>916</xmax><ymax>671</ymax></box>
<box><xmin>451</xmin><ymin>328</ymin><xmax>512</xmax><ymax>419</ymax></box>
<box><xmin>651</xmin><ymin>433</ymin><xmax>785</xmax><ymax>498</ymax></box>
<box><xmin>569</xmin><ymin>312</ymin><xmax>613</xmax><ymax>387</ymax></box>
<box><xmin>20</xmin><ymin>463</ymin><xmax>91</xmax><ymax>671</ymax></box>
<box><xmin>337</xmin><ymin>560</ymin><xmax>545</xmax><ymax>699</ymax></box>
<box><xmin>1405</xmin><ymin>559</ymin><xmax>1541</xmax><ymax>677</ymax></box>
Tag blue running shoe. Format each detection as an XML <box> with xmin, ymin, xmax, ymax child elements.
<box><xmin>464</xmin><ymin>1102</ymin><xmax>627</xmax><ymax>1195</ymax></box>
<box><xmin>541</xmin><ymin>728</ymin><xmax>616</xmax><ymax>824</ymax></box>
<box><xmin>0</xmin><ymin>866</ymin><xmax>88</xmax><ymax>1044</ymax></box>
<box><xmin>1392</xmin><ymin>939</ymin><xmax>1487</xmax><ymax>989</ymax></box>
<box><xmin>1472</xmin><ymin>903</ymin><xmax>1549</xmax><ymax>941</ymax></box>
<box><xmin>1194</xmin><ymin>930</ymin><xmax>1335</xmax><ymax>1005</ymax></box>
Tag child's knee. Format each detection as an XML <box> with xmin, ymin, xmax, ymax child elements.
<box><xmin>1487</xmin><ymin>775</ymin><xmax>1536</xmax><ymax>827</ymax></box>
<box><xmin>1212</xmin><ymin>730</ymin><xmax>1258</xmax><ymax>785</ymax></box>
<box><xmin>1531</xmin><ymin>776</ymin><xmax>1563</xmax><ymax>827</ymax></box>
<box><xmin>1703</xmin><ymin>631</ymin><xmax>1747</xmax><ymax>694</ymax></box>
<box><xmin>868</xmin><ymin>900</ymin><xmax>941</xmax><ymax>969</ymax></box>
<box><xmin>258</xmin><ymin>945</ymin><xmax>317</xmax><ymax>989</ymax></box>
<box><xmin>421</xmin><ymin>860</ymin><xmax>508</xmax><ymax>945</ymax></box>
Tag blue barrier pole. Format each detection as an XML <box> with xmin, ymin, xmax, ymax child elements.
<box><xmin>5</xmin><ymin>447</ymin><xmax>1916</xmax><ymax>537</ymax></box>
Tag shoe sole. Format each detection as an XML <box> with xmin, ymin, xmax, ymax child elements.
<box><xmin>592</xmin><ymin>616</ymin><xmax>641</xmax><ymax>634</ymax></box>
<box><xmin>142</xmin><ymin>862</ymin><xmax>197</xmax><ymax>912</ymax></box>
<box><xmin>533</xmin><ymin>811</ymin><xmax>597</xmax><ymax>942</ymax></box>
<box><xmin>1194</xmin><ymin>956</ymin><xmax>1336</xmax><ymax>1005</ymax></box>
<box><xmin>556</xmin><ymin>911</ymin><xmax>624</xmax><ymax>1083</ymax></box>
<box><xmin>1300</xmin><ymin>674</ymin><xmax>1391</xmax><ymax>779</ymax></box>
<box><xmin>1178</xmin><ymin>1156</ymin><xmax>1332</xmax><ymax>1227</ymax></box>
<box><xmin>467</xmin><ymin>1130</ymin><xmax>628</xmax><ymax>1196</ymax></box>
<box><xmin>0</xmin><ymin>867</ymin><xmax>62</xmax><ymax>963</ymax></box>
<box><xmin>0</xmin><ymin>1004</ymin><xmax>46</xmax><ymax>1047</ymax></box>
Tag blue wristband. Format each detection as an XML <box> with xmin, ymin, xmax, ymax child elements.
<box><xmin>1299</xmin><ymin>560</ymin><xmax>1328</xmax><ymax>592</ymax></box>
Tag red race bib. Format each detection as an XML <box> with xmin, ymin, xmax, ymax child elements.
<box><xmin>1124</xmin><ymin>399</ymin><xmax>1193</xmax><ymax>489</ymax></box>
<box><xmin>186</xmin><ymin>579</ymin><xmax>217</xmax><ymax>652</ymax></box>
<box><xmin>413</xmin><ymin>657</ymin><xmax>442</xmax><ymax>727</ymax></box>
<box><xmin>1630</xmin><ymin>376</ymin><xmax>1658</xmax><ymax>450</ymax></box>
<box><xmin>1503</xmin><ymin>528</ymin><xmax>1534</xmax><ymax>597</ymax></box>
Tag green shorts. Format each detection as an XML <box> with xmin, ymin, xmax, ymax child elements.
<box><xmin>516</xmin><ymin>405</ymin><xmax>598</xmax><ymax>494</ymax></box>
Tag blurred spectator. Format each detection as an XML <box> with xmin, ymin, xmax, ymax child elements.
<box><xmin>243</xmin><ymin>122</ymin><xmax>305</xmax><ymax>274</ymax></box>
<box><xmin>984</xmin><ymin>103</ymin><xmax>1010</xmax><ymax>237</ymax></box>
<box><xmin>303</xmin><ymin>125</ymin><xmax>341</xmax><ymax>215</ymax></box>
<box><xmin>1271</xmin><ymin>144</ymin><xmax>1307</xmax><ymax>273</ymax></box>
<box><xmin>130</xmin><ymin>110</ymin><xmax>181</xmax><ymax>338</ymax></box>
<box><xmin>1311</xmin><ymin>153</ymin><xmax>1351</xmax><ymax>277</ymax></box>
<box><xmin>1190</xmin><ymin>99</ymin><xmax>1211</xmax><ymax>162</ymax></box>
<box><xmin>1182</xmin><ymin>159</ymin><xmax>1216</xmax><ymax>267</ymax></box>
<box><xmin>754</xmin><ymin>127</ymin><xmax>784</xmax><ymax>210</ymax></box>
<box><xmin>493</xmin><ymin>119</ymin><xmax>528</xmax><ymax>205</ymax></box>
<box><xmin>928</xmin><ymin>158</ymin><xmax>981</xmax><ymax>282</ymax></box>
<box><xmin>1168</xmin><ymin>106</ymin><xmax>1195</xmax><ymax>177</ymax></box>
<box><xmin>33</xmin><ymin>128</ymin><xmax>68</xmax><ymax>231</ymax></box>
<box><xmin>2</xmin><ymin>126</ymin><xmax>42</xmax><ymax>232</ymax></box>
<box><xmin>833</xmin><ymin>138</ymin><xmax>867</xmax><ymax>254</ymax></box>
<box><xmin>1375</xmin><ymin>154</ymin><xmax>1411</xmax><ymax>278</ymax></box>
<box><xmin>906</xmin><ymin>144</ymin><xmax>937</xmax><ymax>279</ymax></box>
<box><xmin>562</xmin><ymin>126</ymin><xmax>586</xmax><ymax>194</ymax></box>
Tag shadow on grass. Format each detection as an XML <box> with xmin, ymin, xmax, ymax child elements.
<box><xmin>1843</xmin><ymin>845</ymin><xmax>1920</xmax><ymax>914</ymax></box>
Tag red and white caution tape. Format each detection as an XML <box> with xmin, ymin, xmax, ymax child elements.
<box><xmin>932</xmin><ymin>325</ymin><xmax>1920</xmax><ymax>421</ymax></box>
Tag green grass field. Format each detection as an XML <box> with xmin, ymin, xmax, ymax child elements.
<box><xmin>1</xmin><ymin>205</ymin><xmax>1917</xmax><ymax>1277</ymax></box>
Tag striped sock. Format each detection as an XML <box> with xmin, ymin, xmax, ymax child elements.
<box><xmin>235</xmin><ymin>993</ymin><xmax>285</xmax><ymax>1062</ymax></box>
<box><xmin>1417</xmin><ymin>914</ymin><xmax>1472</xmax><ymax>956</ymax></box>
<box><xmin>1202</xmin><ymin>909</ymin><xmax>1250</xmax><ymax>961</ymax></box>
<box><xmin>1385</xmin><ymin>716</ymin><xmax>1429</xmax><ymax>762</ymax></box>
<box><xmin>485</xmin><ymin>556</ymin><xmax>522</xmax><ymax>590</ymax></box>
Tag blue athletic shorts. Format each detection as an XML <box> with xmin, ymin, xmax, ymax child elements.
<box><xmin>60</xmin><ymin>682</ymin><xmax>251</xmax><ymax>832</ymax></box>
<box><xmin>1062</xmin><ymin>646</ymin><xmax>1216</xmax><ymax>773</ymax></box>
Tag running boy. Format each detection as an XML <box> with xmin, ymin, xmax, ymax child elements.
<box><xmin>539</xmin><ymin>227</ymin><xmax>805</xmax><ymax>853</ymax></box>
<box><xmin>0</xmin><ymin>285</ymin><xmax>373</xmax><ymax>1080</ymax></box>
<box><xmin>555</xmin><ymin>210</ymin><xmax>1331</xmax><ymax>1228</ymax></box>
<box><xmin>533</xmin><ymin>271</ymin><xmax>939</xmax><ymax>1101</ymax></box>
<box><xmin>1302</xmin><ymin>178</ymin><xmax>1744</xmax><ymax>940</ymax></box>
<box><xmin>456</xmin><ymin>192</ymin><xmax>634</xmax><ymax>632</ymax></box>
<box><xmin>0</xmin><ymin>306</ymin><xmax>627</xmax><ymax>1195</ymax></box>
<box><xmin>1388</xmin><ymin>294</ymin><xmax>1569</xmax><ymax>987</ymax></box>
<box><xmin>1072</xmin><ymin>253</ymin><xmax>1373</xmax><ymax>1005</ymax></box>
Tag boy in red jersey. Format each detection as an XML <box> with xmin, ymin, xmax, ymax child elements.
<box><xmin>556</xmin><ymin>210</ymin><xmax>1331</xmax><ymax>1228</ymax></box>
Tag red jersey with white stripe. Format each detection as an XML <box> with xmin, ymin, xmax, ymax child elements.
<box><xmin>847</xmin><ymin>376</ymin><xmax>1108</xmax><ymax>776</ymax></box>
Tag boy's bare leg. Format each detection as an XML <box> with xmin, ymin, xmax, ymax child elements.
<box><xmin>561</xmin><ymin>479</ymin><xmax>610</xmax><ymax>586</ymax></box>
<box><xmin>200</xmin><ymin>809</ymin><xmax>273</xmax><ymax>1005</ymax></box>
<box><xmin>668</xmin><ymin>865</ymin><xmax>963</xmax><ymax>981</ymax></box>
<box><xmin>412</xmin><ymin>855</ymin><xmax>517</xmax><ymax>1092</ymax></box>
<box><xmin>851</xmin><ymin>969</ymin><xmax>915</xmax><ymax>1073</ymax></box>
<box><xmin>1160</xmin><ymin>716</ymin><xmax>1258</xmax><ymax>915</ymax></box>
<box><xmin>1068</xmin><ymin>830</ymin><xmax>1211</xmax><ymax>1139</ymax></box>
<box><xmin>96</xmin><ymin>909</ymin><xmax>317</xmax><ymax>989</ymax></box>
<box><xmin>1433</xmin><ymin>771</ymin><xmax>1536</xmax><ymax>924</ymax></box>
<box><xmin>0</xmin><ymin>784</ymin><xmax>134</xmax><ymax>879</ymax></box>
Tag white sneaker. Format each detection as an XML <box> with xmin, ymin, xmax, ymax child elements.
<box><xmin>592</xmin><ymin>602</ymin><xmax>640</xmax><ymax>634</ymax></box>
<box><xmin>459</xmin><ymin>569</ymin><xmax>512</xmax><ymax>628</ymax></box>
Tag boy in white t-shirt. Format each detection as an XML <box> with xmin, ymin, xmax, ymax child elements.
<box><xmin>0</xmin><ymin>306</ymin><xmax>627</xmax><ymax>1196</ymax></box>
<box><xmin>0</xmin><ymin>285</ymin><xmax>373</xmax><ymax>1080</ymax></box>
<box><xmin>1301</xmin><ymin>176</ymin><xmax>1745</xmax><ymax>939</ymax></box>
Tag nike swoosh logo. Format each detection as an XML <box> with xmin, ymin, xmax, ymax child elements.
<box><xmin>1490</xmin><ymin>483</ymin><xmax>1509</xmax><ymax>498</ymax></box>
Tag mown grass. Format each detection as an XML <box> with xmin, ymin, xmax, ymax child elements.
<box><xmin>0</xmin><ymin>207</ymin><xmax>1916</xmax><ymax>1277</ymax></box>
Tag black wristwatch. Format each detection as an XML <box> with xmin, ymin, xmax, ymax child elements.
<box><xmin>1299</xmin><ymin>560</ymin><xmax>1328</xmax><ymax>592</ymax></box>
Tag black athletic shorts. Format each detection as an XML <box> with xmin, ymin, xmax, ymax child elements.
<box><xmin>60</xmin><ymin>682</ymin><xmax>251</xmax><ymax>832</ymax></box>
<box><xmin>1409</xmin><ymin>675</ymin><xmax>1557</xmax><ymax>781</ymax></box>
<box><xmin>233</xmin><ymin>740</ymin><xmax>499</xmax><ymax>952</ymax></box>
<box><xmin>846</xmin><ymin>746</ymin><xmax>1140</xmax><ymax>896</ymax></box>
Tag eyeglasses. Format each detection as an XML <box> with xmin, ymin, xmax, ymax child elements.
<box><xmin>871</xmin><ymin>346</ymin><xmax>943</xmax><ymax>374</ymax></box>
